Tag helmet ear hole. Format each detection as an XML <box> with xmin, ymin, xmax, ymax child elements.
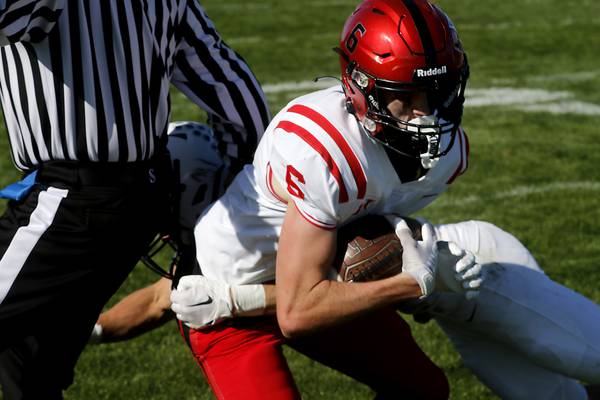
<box><xmin>345</xmin><ymin>100</ymin><xmax>356</xmax><ymax>115</ymax></box>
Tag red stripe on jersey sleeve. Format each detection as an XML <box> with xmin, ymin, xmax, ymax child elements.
<box><xmin>293</xmin><ymin>202</ymin><xmax>337</xmax><ymax>231</ymax></box>
<box><xmin>288</xmin><ymin>104</ymin><xmax>367</xmax><ymax>199</ymax></box>
<box><xmin>266</xmin><ymin>162</ymin><xmax>288</xmax><ymax>204</ymax></box>
<box><xmin>446</xmin><ymin>128</ymin><xmax>467</xmax><ymax>185</ymax></box>
<box><xmin>276</xmin><ymin>120</ymin><xmax>349</xmax><ymax>203</ymax></box>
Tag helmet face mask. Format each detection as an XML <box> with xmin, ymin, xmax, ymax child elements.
<box><xmin>140</xmin><ymin>234</ymin><xmax>179</xmax><ymax>279</ymax></box>
<box><xmin>338</xmin><ymin>0</ymin><xmax>469</xmax><ymax>169</ymax></box>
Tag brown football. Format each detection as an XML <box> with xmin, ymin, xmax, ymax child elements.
<box><xmin>334</xmin><ymin>215</ymin><xmax>422</xmax><ymax>282</ymax></box>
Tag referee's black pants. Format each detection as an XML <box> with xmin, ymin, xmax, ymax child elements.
<box><xmin>0</xmin><ymin>161</ymin><xmax>171</xmax><ymax>399</ymax></box>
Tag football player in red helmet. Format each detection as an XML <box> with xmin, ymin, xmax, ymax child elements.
<box><xmin>169</xmin><ymin>1</ymin><xmax>474</xmax><ymax>399</ymax></box>
<box><xmin>90</xmin><ymin>3</ymin><xmax>600</xmax><ymax>399</ymax></box>
<box><xmin>94</xmin><ymin>2</ymin><xmax>475</xmax><ymax>399</ymax></box>
<box><xmin>338</xmin><ymin>0</ymin><xmax>469</xmax><ymax>179</ymax></box>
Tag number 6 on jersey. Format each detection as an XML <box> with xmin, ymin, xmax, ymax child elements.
<box><xmin>285</xmin><ymin>165</ymin><xmax>305</xmax><ymax>200</ymax></box>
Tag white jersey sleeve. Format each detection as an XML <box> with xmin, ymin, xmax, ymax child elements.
<box><xmin>269</xmin><ymin>123</ymin><xmax>341</xmax><ymax>229</ymax></box>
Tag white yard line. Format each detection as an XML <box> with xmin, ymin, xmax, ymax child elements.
<box><xmin>492</xmin><ymin>69</ymin><xmax>600</xmax><ymax>85</ymax></box>
<box><xmin>211</xmin><ymin>0</ymin><xmax>354</xmax><ymax>10</ymax></box>
<box><xmin>460</xmin><ymin>16</ymin><xmax>600</xmax><ymax>31</ymax></box>
<box><xmin>522</xmin><ymin>100</ymin><xmax>600</xmax><ymax>116</ymax></box>
<box><xmin>525</xmin><ymin>69</ymin><xmax>600</xmax><ymax>84</ymax></box>
<box><xmin>436</xmin><ymin>181</ymin><xmax>600</xmax><ymax>208</ymax></box>
<box><xmin>229</xmin><ymin>32</ymin><xmax>337</xmax><ymax>46</ymax></box>
<box><xmin>262</xmin><ymin>80</ymin><xmax>335</xmax><ymax>94</ymax></box>
<box><xmin>262</xmin><ymin>81</ymin><xmax>600</xmax><ymax>116</ymax></box>
<box><xmin>465</xmin><ymin>88</ymin><xmax>571</xmax><ymax>106</ymax></box>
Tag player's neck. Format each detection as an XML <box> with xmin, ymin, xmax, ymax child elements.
<box><xmin>384</xmin><ymin>147</ymin><xmax>427</xmax><ymax>183</ymax></box>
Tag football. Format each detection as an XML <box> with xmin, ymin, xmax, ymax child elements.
<box><xmin>334</xmin><ymin>215</ymin><xmax>422</xmax><ymax>282</ymax></box>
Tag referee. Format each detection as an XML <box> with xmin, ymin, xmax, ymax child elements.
<box><xmin>0</xmin><ymin>1</ymin><xmax>270</xmax><ymax>399</ymax></box>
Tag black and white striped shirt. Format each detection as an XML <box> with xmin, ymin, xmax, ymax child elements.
<box><xmin>0</xmin><ymin>0</ymin><xmax>270</xmax><ymax>171</ymax></box>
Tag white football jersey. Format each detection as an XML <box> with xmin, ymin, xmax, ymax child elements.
<box><xmin>195</xmin><ymin>85</ymin><xmax>469</xmax><ymax>284</ymax></box>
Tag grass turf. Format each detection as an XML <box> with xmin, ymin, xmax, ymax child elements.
<box><xmin>0</xmin><ymin>0</ymin><xmax>599</xmax><ymax>398</ymax></box>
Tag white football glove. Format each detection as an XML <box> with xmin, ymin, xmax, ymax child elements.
<box><xmin>436</xmin><ymin>241</ymin><xmax>484</xmax><ymax>300</ymax></box>
<box><xmin>387</xmin><ymin>216</ymin><xmax>438</xmax><ymax>297</ymax></box>
<box><xmin>170</xmin><ymin>275</ymin><xmax>266</xmax><ymax>329</ymax></box>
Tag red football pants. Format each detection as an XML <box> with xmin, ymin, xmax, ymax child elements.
<box><xmin>179</xmin><ymin>308</ymin><xmax>449</xmax><ymax>399</ymax></box>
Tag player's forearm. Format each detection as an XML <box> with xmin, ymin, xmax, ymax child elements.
<box><xmin>97</xmin><ymin>306</ymin><xmax>173</xmax><ymax>343</ymax></box>
<box><xmin>95</xmin><ymin>278</ymin><xmax>173</xmax><ymax>343</ymax></box>
<box><xmin>275</xmin><ymin>204</ymin><xmax>424</xmax><ymax>337</ymax></box>
<box><xmin>276</xmin><ymin>273</ymin><xmax>421</xmax><ymax>338</ymax></box>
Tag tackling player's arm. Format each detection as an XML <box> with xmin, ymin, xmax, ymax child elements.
<box><xmin>92</xmin><ymin>277</ymin><xmax>277</xmax><ymax>342</ymax></box>
<box><xmin>91</xmin><ymin>277</ymin><xmax>174</xmax><ymax>343</ymax></box>
<box><xmin>275</xmin><ymin>203</ymin><xmax>426</xmax><ymax>339</ymax></box>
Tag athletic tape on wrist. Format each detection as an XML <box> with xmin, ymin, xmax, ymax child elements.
<box><xmin>231</xmin><ymin>284</ymin><xmax>266</xmax><ymax>317</ymax></box>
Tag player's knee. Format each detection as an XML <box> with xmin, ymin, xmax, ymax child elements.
<box><xmin>470</xmin><ymin>220</ymin><xmax>541</xmax><ymax>271</ymax></box>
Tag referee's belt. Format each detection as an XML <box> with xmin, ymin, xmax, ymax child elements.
<box><xmin>36</xmin><ymin>160</ymin><xmax>162</xmax><ymax>187</ymax></box>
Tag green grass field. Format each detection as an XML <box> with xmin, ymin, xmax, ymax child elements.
<box><xmin>1</xmin><ymin>0</ymin><xmax>600</xmax><ymax>398</ymax></box>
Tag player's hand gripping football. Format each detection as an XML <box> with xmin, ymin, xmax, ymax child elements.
<box><xmin>436</xmin><ymin>241</ymin><xmax>484</xmax><ymax>300</ymax></box>
<box><xmin>388</xmin><ymin>216</ymin><xmax>438</xmax><ymax>298</ymax></box>
<box><xmin>170</xmin><ymin>275</ymin><xmax>266</xmax><ymax>329</ymax></box>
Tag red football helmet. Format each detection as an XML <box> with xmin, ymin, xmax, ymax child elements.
<box><xmin>337</xmin><ymin>0</ymin><xmax>469</xmax><ymax>167</ymax></box>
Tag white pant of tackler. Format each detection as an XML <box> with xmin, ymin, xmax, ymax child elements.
<box><xmin>431</xmin><ymin>221</ymin><xmax>600</xmax><ymax>400</ymax></box>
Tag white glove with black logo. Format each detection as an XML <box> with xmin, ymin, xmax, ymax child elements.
<box><xmin>170</xmin><ymin>275</ymin><xmax>266</xmax><ymax>329</ymax></box>
<box><xmin>436</xmin><ymin>241</ymin><xmax>484</xmax><ymax>300</ymax></box>
<box><xmin>387</xmin><ymin>216</ymin><xmax>438</xmax><ymax>298</ymax></box>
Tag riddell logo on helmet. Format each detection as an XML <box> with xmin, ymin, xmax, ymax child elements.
<box><xmin>415</xmin><ymin>66</ymin><xmax>448</xmax><ymax>78</ymax></box>
<box><xmin>367</xmin><ymin>94</ymin><xmax>379</xmax><ymax>109</ymax></box>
